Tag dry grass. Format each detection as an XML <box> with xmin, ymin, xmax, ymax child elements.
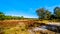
<box><xmin>0</xmin><ymin>20</ymin><xmax>60</xmax><ymax>34</ymax></box>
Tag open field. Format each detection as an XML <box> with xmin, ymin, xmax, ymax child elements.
<box><xmin>0</xmin><ymin>20</ymin><xmax>60</xmax><ymax>34</ymax></box>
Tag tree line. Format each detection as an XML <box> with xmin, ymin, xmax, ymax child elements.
<box><xmin>0</xmin><ymin>7</ymin><xmax>60</xmax><ymax>20</ymax></box>
<box><xmin>0</xmin><ymin>12</ymin><xmax>24</xmax><ymax>20</ymax></box>
<box><xmin>36</xmin><ymin>7</ymin><xmax>60</xmax><ymax>20</ymax></box>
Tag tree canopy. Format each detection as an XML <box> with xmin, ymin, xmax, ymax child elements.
<box><xmin>36</xmin><ymin>8</ymin><xmax>51</xmax><ymax>20</ymax></box>
<box><xmin>0</xmin><ymin>12</ymin><xmax>5</xmax><ymax>20</ymax></box>
<box><xmin>36</xmin><ymin>7</ymin><xmax>60</xmax><ymax>20</ymax></box>
<box><xmin>54</xmin><ymin>7</ymin><xmax>60</xmax><ymax>19</ymax></box>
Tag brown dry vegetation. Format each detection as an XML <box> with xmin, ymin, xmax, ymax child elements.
<box><xmin>0</xmin><ymin>20</ymin><xmax>60</xmax><ymax>34</ymax></box>
<box><xmin>0</xmin><ymin>20</ymin><xmax>35</xmax><ymax>28</ymax></box>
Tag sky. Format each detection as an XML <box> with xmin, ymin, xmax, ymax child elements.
<box><xmin>0</xmin><ymin>0</ymin><xmax>60</xmax><ymax>18</ymax></box>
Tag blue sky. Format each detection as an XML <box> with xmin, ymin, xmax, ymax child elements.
<box><xmin>0</xmin><ymin>0</ymin><xmax>60</xmax><ymax>18</ymax></box>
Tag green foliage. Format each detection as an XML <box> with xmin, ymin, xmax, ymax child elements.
<box><xmin>0</xmin><ymin>11</ymin><xmax>25</xmax><ymax>20</ymax></box>
<box><xmin>36</xmin><ymin>8</ymin><xmax>51</xmax><ymax>20</ymax></box>
<box><xmin>36</xmin><ymin>8</ymin><xmax>45</xmax><ymax>19</ymax></box>
<box><xmin>44</xmin><ymin>10</ymin><xmax>51</xmax><ymax>20</ymax></box>
<box><xmin>54</xmin><ymin>7</ymin><xmax>60</xmax><ymax>18</ymax></box>
<box><xmin>0</xmin><ymin>12</ymin><xmax>5</xmax><ymax>20</ymax></box>
<box><xmin>4</xmin><ymin>16</ymin><xmax>24</xmax><ymax>20</ymax></box>
<box><xmin>36</xmin><ymin>7</ymin><xmax>60</xmax><ymax>20</ymax></box>
<box><xmin>20</xmin><ymin>16</ymin><xmax>24</xmax><ymax>19</ymax></box>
